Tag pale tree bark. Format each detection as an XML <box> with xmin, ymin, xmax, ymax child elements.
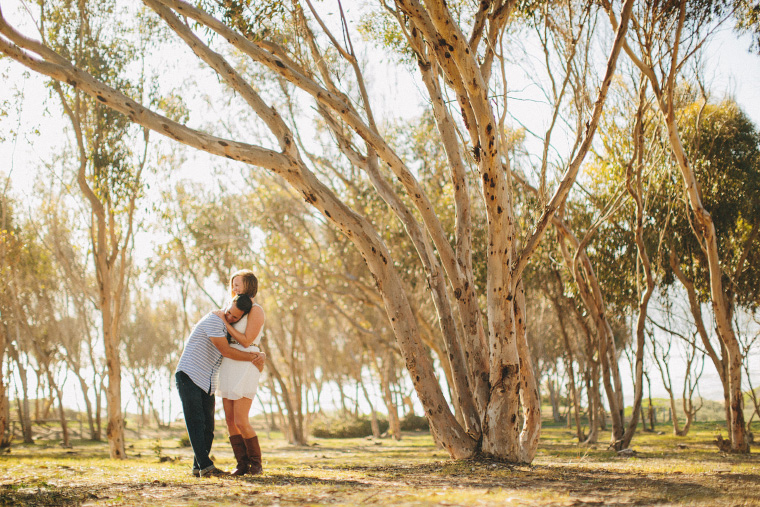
<box><xmin>668</xmin><ymin>252</ymin><xmax>732</xmax><ymax>426</ymax></box>
<box><xmin>605</xmin><ymin>0</ymin><xmax>750</xmax><ymax>453</ymax></box>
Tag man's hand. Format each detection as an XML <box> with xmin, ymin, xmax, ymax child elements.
<box><xmin>251</xmin><ymin>352</ymin><xmax>266</xmax><ymax>372</ymax></box>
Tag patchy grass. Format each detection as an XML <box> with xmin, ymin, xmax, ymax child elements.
<box><xmin>1</xmin><ymin>422</ymin><xmax>758</xmax><ymax>506</ymax></box>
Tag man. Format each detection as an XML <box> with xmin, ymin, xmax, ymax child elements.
<box><xmin>175</xmin><ymin>294</ymin><xmax>265</xmax><ymax>477</ymax></box>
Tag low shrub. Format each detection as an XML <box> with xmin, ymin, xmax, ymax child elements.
<box><xmin>311</xmin><ymin>416</ymin><xmax>390</xmax><ymax>438</ymax></box>
<box><xmin>400</xmin><ymin>414</ymin><xmax>429</xmax><ymax>431</ymax></box>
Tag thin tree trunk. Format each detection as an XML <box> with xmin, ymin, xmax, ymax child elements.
<box><xmin>359</xmin><ymin>378</ymin><xmax>381</xmax><ymax>439</ymax></box>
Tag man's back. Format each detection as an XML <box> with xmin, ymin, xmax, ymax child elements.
<box><xmin>176</xmin><ymin>312</ymin><xmax>227</xmax><ymax>394</ymax></box>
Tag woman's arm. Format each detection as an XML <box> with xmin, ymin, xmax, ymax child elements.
<box><xmin>217</xmin><ymin>305</ymin><xmax>265</xmax><ymax>347</ymax></box>
<box><xmin>210</xmin><ymin>335</ymin><xmax>263</xmax><ymax>363</ymax></box>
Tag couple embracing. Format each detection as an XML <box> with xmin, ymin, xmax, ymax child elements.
<box><xmin>175</xmin><ymin>269</ymin><xmax>266</xmax><ymax>478</ymax></box>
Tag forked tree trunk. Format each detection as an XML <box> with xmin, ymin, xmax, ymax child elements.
<box><xmin>376</xmin><ymin>352</ymin><xmax>402</xmax><ymax>441</ymax></box>
<box><xmin>556</xmin><ymin>221</ymin><xmax>625</xmax><ymax>447</ymax></box>
<box><xmin>50</xmin><ymin>373</ymin><xmax>70</xmax><ymax>448</ymax></box>
<box><xmin>619</xmin><ymin>86</ymin><xmax>655</xmax><ymax>450</ymax></box>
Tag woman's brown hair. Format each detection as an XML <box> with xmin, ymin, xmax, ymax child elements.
<box><xmin>229</xmin><ymin>269</ymin><xmax>258</xmax><ymax>298</ymax></box>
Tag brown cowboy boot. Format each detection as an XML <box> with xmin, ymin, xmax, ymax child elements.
<box><xmin>244</xmin><ymin>436</ymin><xmax>263</xmax><ymax>475</ymax></box>
<box><xmin>229</xmin><ymin>434</ymin><xmax>249</xmax><ymax>476</ymax></box>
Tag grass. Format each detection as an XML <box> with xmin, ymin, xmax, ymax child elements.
<box><xmin>1</xmin><ymin>421</ymin><xmax>759</xmax><ymax>506</ymax></box>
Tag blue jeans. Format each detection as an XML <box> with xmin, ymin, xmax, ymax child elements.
<box><xmin>175</xmin><ymin>371</ymin><xmax>216</xmax><ymax>471</ymax></box>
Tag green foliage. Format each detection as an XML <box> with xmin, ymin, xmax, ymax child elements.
<box><xmin>661</xmin><ymin>98</ymin><xmax>760</xmax><ymax>309</ymax></box>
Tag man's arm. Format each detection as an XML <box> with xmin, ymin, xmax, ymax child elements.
<box><xmin>210</xmin><ymin>335</ymin><xmax>266</xmax><ymax>372</ymax></box>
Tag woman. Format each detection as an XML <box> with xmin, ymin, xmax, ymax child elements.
<box><xmin>214</xmin><ymin>269</ymin><xmax>266</xmax><ymax>476</ymax></box>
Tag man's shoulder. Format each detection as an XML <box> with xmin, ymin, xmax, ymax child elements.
<box><xmin>199</xmin><ymin>311</ymin><xmax>223</xmax><ymax>323</ymax></box>
<box><xmin>195</xmin><ymin>312</ymin><xmax>225</xmax><ymax>332</ymax></box>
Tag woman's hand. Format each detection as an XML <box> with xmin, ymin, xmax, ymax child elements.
<box><xmin>212</xmin><ymin>309</ymin><xmax>226</xmax><ymax>321</ymax></box>
<box><xmin>250</xmin><ymin>352</ymin><xmax>266</xmax><ymax>372</ymax></box>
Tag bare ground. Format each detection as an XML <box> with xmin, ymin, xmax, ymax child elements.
<box><xmin>1</xmin><ymin>423</ymin><xmax>758</xmax><ymax>506</ymax></box>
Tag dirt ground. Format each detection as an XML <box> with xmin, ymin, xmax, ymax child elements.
<box><xmin>1</xmin><ymin>423</ymin><xmax>759</xmax><ymax>506</ymax></box>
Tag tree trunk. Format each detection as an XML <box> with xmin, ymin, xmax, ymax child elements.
<box><xmin>619</xmin><ymin>89</ymin><xmax>655</xmax><ymax>450</ymax></box>
<box><xmin>51</xmin><ymin>377</ymin><xmax>70</xmax><ymax>448</ymax></box>
<box><xmin>262</xmin><ymin>337</ymin><xmax>307</xmax><ymax>445</ymax></box>
<box><xmin>0</xmin><ymin>324</ymin><xmax>8</xmax><ymax>447</ymax></box>
<box><xmin>551</xmin><ymin>290</ymin><xmax>585</xmax><ymax>441</ymax></box>
<box><xmin>556</xmin><ymin>221</ymin><xmax>624</xmax><ymax>447</ymax></box>
<box><xmin>359</xmin><ymin>378</ymin><xmax>381</xmax><ymax>439</ymax></box>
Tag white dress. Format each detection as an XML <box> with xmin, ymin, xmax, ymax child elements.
<box><xmin>216</xmin><ymin>305</ymin><xmax>263</xmax><ymax>400</ymax></box>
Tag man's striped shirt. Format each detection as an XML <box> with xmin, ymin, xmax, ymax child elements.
<box><xmin>176</xmin><ymin>313</ymin><xmax>227</xmax><ymax>394</ymax></box>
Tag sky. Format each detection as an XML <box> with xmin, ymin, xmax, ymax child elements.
<box><xmin>1</xmin><ymin>4</ymin><xmax>759</xmax><ymax>416</ymax></box>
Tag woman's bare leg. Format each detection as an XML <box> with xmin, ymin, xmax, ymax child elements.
<box><xmin>232</xmin><ymin>398</ymin><xmax>256</xmax><ymax>439</ymax></box>
<box><xmin>223</xmin><ymin>398</ymin><xmax>240</xmax><ymax>435</ymax></box>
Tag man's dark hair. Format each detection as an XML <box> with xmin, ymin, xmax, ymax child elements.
<box><xmin>232</xmin><ymin>294</ymin><xmax>253</xmax><ymax>314</ymax></box>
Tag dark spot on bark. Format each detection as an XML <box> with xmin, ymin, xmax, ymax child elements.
<box><xmin>454</xmin><ymin>287</ymin><xmax>462</xmax><ymax>299</ymax></box>
<box><xmin>438</xmin><ymin>38</ymin><xmax>447</xmax><ymax>47</ymax></box>
<box><xmin>506</xmin><ymin>295</ymin><xmax>513</xmax><ymax>301</ymax></box>
<box><xmin>274</xmin><ymin>59</ymin><xmax>286</xmax><ymax>68</ymax></box>
<box><xmin>372</xmin><ymin>247</ymin><xmax>376</xmax><ymax>253</ymax></box>
<box><xmin>511</xmin><ymin>414</ymin><xmax>517</xmax><ymax>424</ymax></box>
<box><xmin>444</xmin><ymin>52</ymin><xmax>451</xmax><ymax>59</ymax></box>
<box><xmin>225</xmin><ymin>155</ymin><xmax>233</xmax><ymax>160</ymax></box>
<box><xmin>96</xmin><ymin>95</ymin><xmax>107</xmax><ymax>103</ymax></box>
<box><xmin>416</xmin><ymin>376</ymin><xmax>420</xmax><ymax>382</ymax></box>
<box><xmin>67</xmin><ymin>79</ymin><xmax>77</xmax><ymax>87</ymax></box>
<box><xmin>219</xmin><ymin>141</ymin><xmax>228</xmax><ymax>147</ymax></box>
<box><xmin>324</xmin><ymin>210</ymin><xmax>331</xmax><ymax>218</ymax></box>
<box><xmin>473</xmin><ymin>145</ymin><xmax>481</xmax><ymax>161</ymax></box>
<box><xmin>502</xmin><ymin>364</ymin><xmax>518</xmax><ymax>379</ymax></box>
<box><xmin>381</xmin><ymin>255</ymin><xmax>387</xmax><ymax>264</ymax></box>
<box><xmin>497</xmin><ymin>206</ymin><xmax>503</xmax><ymax>214</ymax></box>
<box><xmin>486</xmin><ymin>123</ymin><xmax>493</xmax><ymax>134</ymax></box>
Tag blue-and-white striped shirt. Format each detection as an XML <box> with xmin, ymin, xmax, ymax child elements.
<box><xmin>176</xmin><ymin>313</ymin><xmax>227</xmax><ymax>394</ymax></box>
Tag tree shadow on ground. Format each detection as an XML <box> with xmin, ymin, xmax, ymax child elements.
<box><xmin>333</xmin><ymin>460</ymin><xmax>751</xmax><ymax>506</ymax></box>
